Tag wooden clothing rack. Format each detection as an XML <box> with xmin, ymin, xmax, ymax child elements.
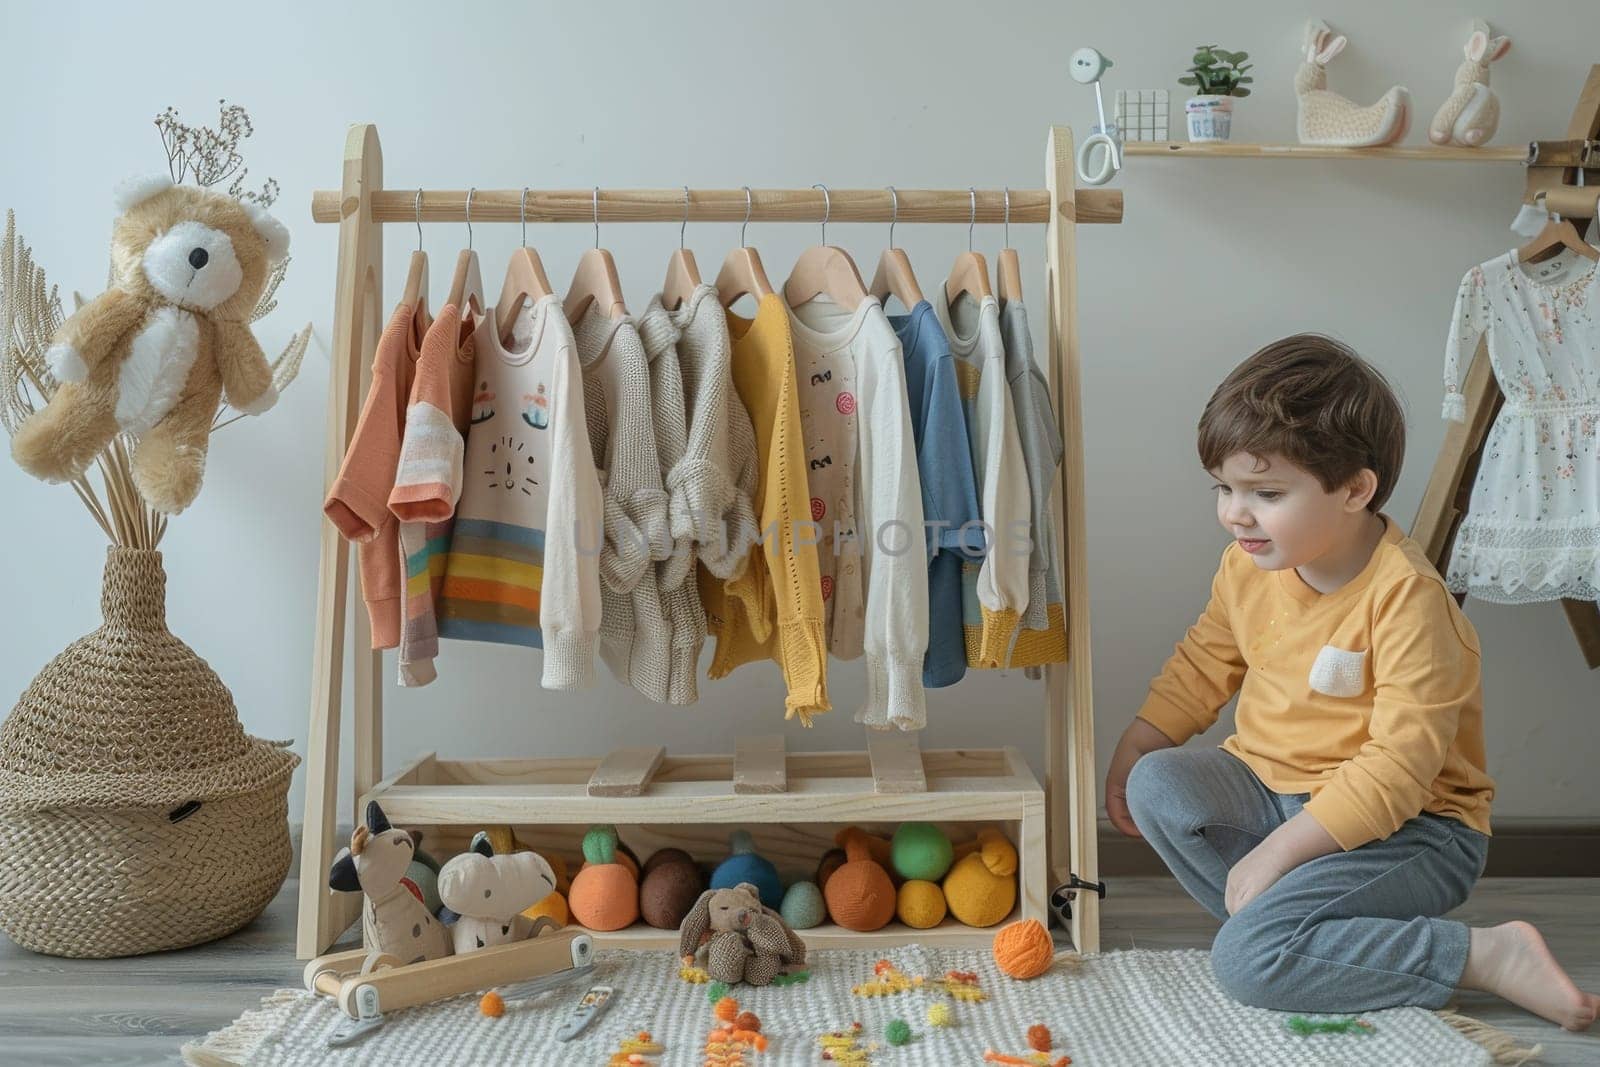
<box><xmin>297</xmin><ymin>124</ymin><xmax>1124</xmax><ymax>959</ymax></box>
<box><xmin>1412</xmin><ymin>65</ymin><xmax>1600</xmax><ymax>670</ymax></box>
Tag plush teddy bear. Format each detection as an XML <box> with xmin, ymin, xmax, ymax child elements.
<box><xmin>678</xmin><ymin>882</ymin><xmax>807</xmax><ymax>987</ymax></box>
<box><xmin>437</xmin><ymin>831</ymin><xmax>559</xmax><ymax>954</ymax></box>
<box><xmin>10</xmin><ymin>175</ymin><xmax>289</xmax><ymax>514</ymax></box>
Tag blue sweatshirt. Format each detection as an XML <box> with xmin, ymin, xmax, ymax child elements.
<box><xmin>889</xmin><ymin>301</ymin><xmax>984</xmax><ymax>688</ymax></box>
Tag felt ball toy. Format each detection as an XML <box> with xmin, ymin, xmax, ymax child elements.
<box><xmin>815</xmin><ymin>848</ymin><xmax>847</xmax><ymax>891</ymax></box>
<box><xmin>927</xmin><ymin>1002</ymin><xmax>952</xmax><ymax>1028</ymax></box>
<box><xmin>568</xmin><ymin>825</ymin><xmax>639</xmax><ymax>931</ymax></box>
<box><xmin>714</xmin><ymin>995</ymin><xmax>739</xmax><ymax>1022</ymax></box>
<box><xmin>710</xmin><ymin>830</ymin><xmax>783</xmax><ymax>910</ymax></box>
<box><xmin>642</xmin><ymin>847</ymin><xmax>695</xmax><ymax>878</ymax></box>
<box><xmin>1028</xmin><ymin>1024</ymin><xmax>1053</xmax><ymax>1052</ymax></box>
<box><xmin>824</xmin><ymin>827</ymin><xmax>896</xmax><ymax>932</ymax></box>
<box><xmin>942</xmin><ymin>829</ymin><xmax>1018</xmax><ymax>928</ymax></box>
<box><xmin>891</xmin><ymin>822</ymin><xmax>954</xmax><ymax>881</ymax></box>
<box><xmin>885</xmin><ymin>1019</ymin><xmax>912</xmax><ymax>1046</ymax></box>
<box><xmin>735</xmin><ymin>1011</ymin><xmax>761</xmax><ymax>1033</ymax></box>
<box><xmin>993</xmin><ymin>918</ymin><xmax>1055</xmax><ymax>979</ymax></box>
<box><xmin>479</xmin><ymin>991</ymin><xmax>505</xmax><ymax>1017</ymax></box>
<box><xmin>639</xmin><ymin>850</ymin><xmax>706</xmax><ymax>929</ymax></box>
<box><xmin>896</xmin><ymin>879</ymin><xmax>948</xmax><ymax>929</ymax></box>
<box><xmin>780</xmin><ymin>880</ymin><xmax>827</xmax><ymax>929</ymax></box>
<box><xmin>521</xmin><ymin>889</ymin><xmax>568</xmax><ymax>927</ymax></box>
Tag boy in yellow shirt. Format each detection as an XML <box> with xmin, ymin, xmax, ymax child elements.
<box><xmin>1106</xmin><ymin>335</ymin><xmax>1598</xmax><ymax>1031</ymax></box>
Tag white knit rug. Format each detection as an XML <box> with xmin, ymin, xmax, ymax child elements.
<box><xmin>184</xmin><ymin>946</ymin><xmax>1513</xmax><ymax>1066</ymax></box>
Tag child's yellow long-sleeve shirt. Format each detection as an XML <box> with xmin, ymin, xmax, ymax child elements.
<box><xmin>1136</xmin><ymin>515</ymin><xmax>1494</xmax><ymax>851</ymax></box>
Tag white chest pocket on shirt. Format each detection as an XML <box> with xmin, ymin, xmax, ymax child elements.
<box><xmin>1308</xmin><ymin>645</ymin><xmax>1368</xmax><ymax>698</ymax></box>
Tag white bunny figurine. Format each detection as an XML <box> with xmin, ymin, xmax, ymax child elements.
<box><xmin>1296</xmin><ymin>20</ymin><xmax>1410</xmax><ymax>148</ymax></box>
<box><xmin>1429</xmin><ymin>20</ymin><xmax>1511</xmax><ymax>147</ymax></box>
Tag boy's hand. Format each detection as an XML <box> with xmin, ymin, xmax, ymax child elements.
<box><xmin>1105</xmin><ymin>718</ymin><xmax>1178</xmax><ymax>838</ymax></box>
<box><xmin>1225</xmin><ymin>810</ymin><xmax>1342</xmax><ymax>914</ymax></box>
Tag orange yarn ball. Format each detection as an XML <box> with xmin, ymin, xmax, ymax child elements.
<box><xmin>993</xmin><ymin>919</ymin><xmax>1055</xmax><ymax>980</ymax></box>
<box><xmin>479</xmin><ymin>991</ymin><xmax>505</xmax><ymax>1017</ymax></box>
<box><xmin>1027</xmin><ymin>1023</ymin><xmax>1052</xmax><ymax>1051</ymax></box>
<box><xmin>714</xmin><ymin>995</ymin><xmax>739</xmax><ymax>1022</ymax></box>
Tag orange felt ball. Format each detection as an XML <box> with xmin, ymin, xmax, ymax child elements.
<box><xmin>568</xmin><ymin>864</ymin><xmax>639</xmax><ymax>931</ymax></box>
<box><xmin>993</xmin><ymin>919</ymin><xmax>1055</xmax><ymax>980</ymax></box>
<box><xmin>479</xmin><ymin>991</ymin><xmax>505</xmax><ymax>1017</ymax></box>
<box><xmin>714</xmin><ymin>996</ymin><xmax>739</xmax><ymax>1022</ymax></box>
<box><xmin>1027</xmin><ymin>1023</ymin><xmax>1052</xmax><ymax>1051</ymax></box>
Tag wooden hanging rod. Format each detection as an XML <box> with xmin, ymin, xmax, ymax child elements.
<box><xmin>309</xmin><ymin>187</ymin><xmax>1124</xmax><ymax>226</ymax></box>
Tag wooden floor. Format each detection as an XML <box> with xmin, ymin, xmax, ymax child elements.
<box><xmin>0</xmin><ymin>876</ymin><xmax>1595</xmax><ymax>1065</ymax></box>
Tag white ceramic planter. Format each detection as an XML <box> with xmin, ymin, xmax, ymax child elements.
<box><xmin>1186</xmin><ymin>95</ymin><xmax>1235</xmax><ymax>142</ymax></box>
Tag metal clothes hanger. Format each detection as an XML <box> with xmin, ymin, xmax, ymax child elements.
<box><xmin>495</xmin><ymin>186</ymin><xmax>555</xmax><ymax>343</ymax></box>
<box><xmin>868</xmin><ymin>186</ymin><xmax>926</xmax><ymax>311</ymax></box>
<box><xmin>401</xmin><ymin>188</ymin><xmax>430</xmax><ymax>320</ymax></box>
<box><xmin>782</xmin><ymin>183</ymin><xmax>868</xmax><ymax>310</ymax></box>
<box><xmin>563</xmin><ymin>187</ymin><xmax>628</xmax><ymax>324</ymax></box>
<box><xmin>716</xmin><ymin>186</ymin><xmax>775</xmax><ymax>308</ymax></box>
<box><xmin>445</xmin><ymin>187</ymin><xmax>486</xmax><ymax>318</ymax></box>
<box><xmin>944</xmin><ymin>187</ymin><xmax>993</xmax><ymax>307</ymax></box>
<box><xmin>661</xmin><ymin>185</ymin><xmax>703</xmax><ymax>311</ymax></box>
<box><xmin>997</xmin><ymin>186</ymin><xmax>1024</xmax><ymax>304</ymax></box>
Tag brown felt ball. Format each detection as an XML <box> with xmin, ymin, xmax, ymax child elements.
<box><xmin>815</xmin><ymin>848</ymin><xmax>847</xmax><ymax>891</ymax></box>
<box><xmin>824</xmin><ymin>828</ymin><xmax>896</xmax><ymax>932</ymax></box>
<box><xmin>642</xmin><ymin>847</ymin><xmax>695</xmax><ymax>878</ymax></box>
<box><xmin>639</xmin><ymin>855</ymin><xmax>705</xmax><ymax>929</ymax></box>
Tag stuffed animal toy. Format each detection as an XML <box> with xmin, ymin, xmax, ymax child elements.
<box><xmin>677</xmin><ymin>883</ymin><xmax>807</xmax><ymax>986</ymax></box>
<box><xmin>823</xmin><ymin>827</ymin><xmax>896</xmax><ymax>932</ymax></box>
<box><xmin>328</xmin><ymin>801</ymin><xmax>452</xmax><ymax>964</ymax></box>
<box><xmin>943</xmin><ymin>829</ymin><xmax>1018</xmax><ymax>928</ymax></box>
<box><xmin>1295</xmin><ymin>20</ymin><xmax>1410</xmax><ymax>147</ymax></box>
<box><xmin>1429</xmin><ymin>20</ymin><xmax>1511</xmax><ymax>147</ymax></box>
<box><xmin>710</xmin><ymin>830</ymin><xmax>783</xmax><ymax>910</ymax></box>
<box><xmin>10</xmin><ymin>176</ymin><xmax>289</xmax><ymax>514</ymax></box>
<box><xmin>483</xmin><ymin>825</ymin><xmax>571</xmax><ymax>895</ymax></box>
<box><xmin>568</xmin><ymin>825</ymin><xmax>640</xmax><ymax>931</ymax></box>
<box><xmin>437</xmin><ymin>831</ymin><xmax>558</xmax><ymax>954</ymax></box>
<box><xmin>639</xmin><ymin>848</ymin><xmax>706</xmax><ymax>929</ymax></box>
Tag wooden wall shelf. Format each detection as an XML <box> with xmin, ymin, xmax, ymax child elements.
<box><xmin>1124</xmin><ymin>141</ymin><xmax>1526</xmax><ymax>162</ymax></box>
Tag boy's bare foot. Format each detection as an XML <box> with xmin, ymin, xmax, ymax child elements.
<box><xmin>1460</xmin><ymin>921</ymin><xmax>1600</xmax><ymax>1032</ymax></box>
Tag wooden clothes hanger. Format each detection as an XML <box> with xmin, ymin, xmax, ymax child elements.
<box><xmin>495</xmin><ymin>187</ymin><xmax>555</xmax><ymax>343</ymax></box>
<box><xmin>1518</xmin><ymin>189</ymin><xmax>1600</xmax><ymax>264</ymax></box>
<box><xmin>661</xmin><ymin>186</ymin><xmax>703</xmax><ymax>310</ymax></box>
<box><xmin>445</xmin><ymin>187</ymin><xmax>486</xmax><ymax>319</ymax></box>
<box><xmin>996</xmin><ymin>186</ymin><xmax>1024</xmax><ymax>304</ymax></box>
<box><xmin>564</xmin><ymin>187</ymin><xmax>629</xmax><ymax>323</ymax></box>
<box><xmin>401</xmin><ymin>189</ymin><xmax>430</xmax><ymax>322</ymax></box>
<box><xmin>945</xmin><ymin>187</ymin><xmax>994</xmax><ymax>306</ymax></box>
<box><xmin>716</xmin><ymin>186</ymin><xmax>775</xmax><ymax>308</ymax></box>
<box><xmin>782</xmin><ymin>184</ymin><xmax>869</xmax><ymax>310</ymax></box>
<box><xmin>868</xmin><ymin>186</ymin><xmax>926</xmax><ymax>310</ymax></box>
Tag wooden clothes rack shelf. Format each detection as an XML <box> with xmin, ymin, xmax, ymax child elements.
<box><xmin>297</xmin><ymin>124</ymin><xmax>1122</xmax><ymax>960</ymax></box>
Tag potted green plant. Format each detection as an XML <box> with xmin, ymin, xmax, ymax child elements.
<box><xmin>1179</xmin><ymin>45</ymin><xmax>1253</xmax><ymax>142</ymax></box>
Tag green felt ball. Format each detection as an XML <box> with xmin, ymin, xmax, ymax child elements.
<box><xmin>891</xmin><ymin>822</ymin><xmax>954</xmax><ymax>881</ymax></box>
<box><xmin>780</xmin><ymin>880</ymin><xmax>827</xmax><ymax>929</ymax></box>
<box><xmin>885</xmin><ymin>1018</ymin><xmax>913</xmax><ymax>1046</ymax></box>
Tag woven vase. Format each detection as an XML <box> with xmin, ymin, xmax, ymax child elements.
<box><xmin>0</xmin><ymin>547</ymin><xmax>299</xmax><ymax>958</ymax></box>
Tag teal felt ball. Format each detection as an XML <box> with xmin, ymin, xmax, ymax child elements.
<box><xmin>780</xmin><ymin>880</ymin><xmax>827</xmax><ymax>929</ymax></box>
<box><xmin>710</xmin><ymin>830</ymin><xmax>784</xmax><ymax>910</ymax></box>
<box><xmin>891</xmin><ymin>822</ymin><xmax>954</xmax><ymax>881</ymax></box>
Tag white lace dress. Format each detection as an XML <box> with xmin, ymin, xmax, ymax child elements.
<box><xmin>1443</xmin><ymin>249</ymin><xmax>1600</xmax><ymax>603</ymax></box>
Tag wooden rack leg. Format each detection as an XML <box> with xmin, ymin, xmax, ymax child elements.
<box><xmin>297</xmin><ymin>123</ymin><xmax>385</xmax><ymax>960</ymax></box>
<box><xmin>1044</xmin><ymin>125</ymin><xmax>1100</xmax><ymax>954</ymax></box>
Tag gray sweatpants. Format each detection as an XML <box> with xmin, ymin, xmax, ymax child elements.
<box><xmin>1126</xmin><ymin>745</ymin><xmax>1489</xmax><ymax>1013</ymax></box>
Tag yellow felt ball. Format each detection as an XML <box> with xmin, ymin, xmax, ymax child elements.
<box><xmin>992</xmin><ymin>918</ymin><xmax>1054</xmax><ymax>979</ymax></box>
<box><xmin>942</xmin><ymin>831</ymin><xmax>1018</xmax><ymax>928</ymax></box>
<box><xmin>927</xmin><ymin>1002</ymin><xmax>953</xmax><ymax>1028</ymax></box>
<box><xmin>522</xmin><ymin>890</ymin><xmax>569</xmax><ymax>927</ymax></box>
<box><xmin>896</xmin><ymin>879</ymin><xmax>948</xmax><ymax>929</ymax></box>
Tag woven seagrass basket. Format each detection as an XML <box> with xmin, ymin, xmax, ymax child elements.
<box><xmin>0</xmin><ymin>548</ymin><xmax>299</xmax><ymax>958</ymax></box>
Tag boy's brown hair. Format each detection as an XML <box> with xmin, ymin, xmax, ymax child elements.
<box><xmin>1198</xmin><ymin>334</ymin><xmax>1405</xmax><ymax>511</ymax></box>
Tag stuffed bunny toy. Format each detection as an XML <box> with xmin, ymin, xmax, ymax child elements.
<box><xmin>677</xmin><ymin>883</ymin><xmax>807</xmax><ymax>986</ymax></box>
<box><xmin>1429</xmin><ymin>21</ymin><xmax>1512</xmax><ymax>147</ymax></box>
<box><xmin>1296</xmin><ymin>20</ymin><xmax>1410</xmax><ymax>148</ymax></box>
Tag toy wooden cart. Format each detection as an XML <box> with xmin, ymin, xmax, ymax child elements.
<box><xmin>297</xmin><ymin>123</ymin><xmax>1122</xmax><ymax>960</ymax></box>
<box><xmin>305</xmin><ymin>926</ymin><xmax>594</xmax><ymax>1046</ymax></box>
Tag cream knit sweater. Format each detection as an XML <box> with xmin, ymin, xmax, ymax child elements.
<box><xmin>572</xmin><ymin>307</ymin><xmax>673</xmax><ymax>704</ymax></box>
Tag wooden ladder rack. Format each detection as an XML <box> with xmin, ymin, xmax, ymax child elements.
<box><xmin>298</xmin><ymin>123</ymin><xmax>1122</xmax><ymax>959</ymax></box>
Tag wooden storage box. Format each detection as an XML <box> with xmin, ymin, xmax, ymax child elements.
<box><xmin>365</xmin><ymin>740</ymin><xmax>1046</xmax><ymax>950</ymax></box>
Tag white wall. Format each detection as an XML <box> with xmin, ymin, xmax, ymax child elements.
<box><xmin>3</xmin><ymin>0</ymin><xmax>1597</xmax><ymax>826</ymax></box>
